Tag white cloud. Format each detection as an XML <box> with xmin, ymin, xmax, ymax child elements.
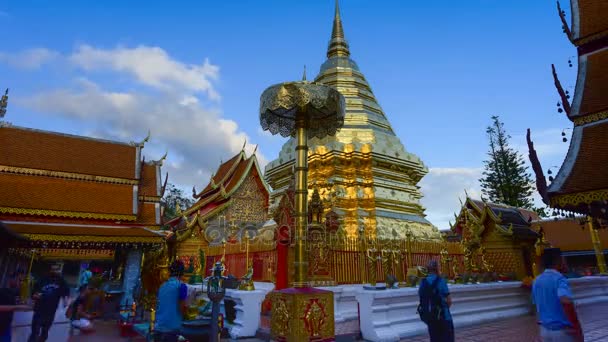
<box><xmin>420</xmin><ymin>167</ymin><xmax>483</xmax><ymax>230</ymax></box>
<box><xmin>13</xmin><ymin>45</ymin><xmax>264</xmax><ymax>191</ymax></box>
<box><xmin>0</xmin><ymin>48</ymin><xmax>58</xmax><ymax>69</ymax></box>
<box><xmin>70</xmin><ymin>45</ymin><xmax>220</xmax><ymax>100</ymax></box>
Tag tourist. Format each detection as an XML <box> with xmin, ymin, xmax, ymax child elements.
<box><xmin>68</xmin><ymin>285</ymin><xmax>96</xmax><ymax>333</ymax></box>
<box><xmin>28</xmin><ymin>264</ymin><xmax>70</xmax><ymax>342</ymax></box>
<box><xmin>532</xmin><ymin>248</ymin><xmax>584</xmax><ymax>341</ymax></box>
<box><xmin>154</xmin><ymin>260</ymin><xmax>188</xmax><ymax>342</ymax></box>
<box><xmin>417</xmin><ymin>260</ymin><xmax>454</xmax><ymax>342</ymax></box>
<box><xmin>0</xmin><ymin>287</ymin><xmax>31</xmax><ymax>342</ymax></box>
<box><xmin>79</xmin><ymin>266</ymin><xmax>93</xmax><ymax>287</ymax></box>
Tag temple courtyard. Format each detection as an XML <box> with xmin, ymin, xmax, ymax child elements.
<box><xmin>62</xmin><ymin>301</ymin><xmax>608</xmax><ymax>342</ymax></box>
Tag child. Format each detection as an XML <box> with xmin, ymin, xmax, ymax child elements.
<box><xmin>68</xmin><ymin>285</ymin><xmax>96</xmax><ymax>334</ymax></box>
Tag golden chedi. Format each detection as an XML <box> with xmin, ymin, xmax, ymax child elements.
<box><xmin>265</xmin><ymin>0</ymin><xmax>440</xmax><ymax>239</ymax></box>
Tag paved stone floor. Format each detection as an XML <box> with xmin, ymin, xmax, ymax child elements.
<box><xmin>406</xmin><ymin>303</ymin><xmax>608</xmax><ymax>342</ymax></box>
<box><xmin>31</xmin><ymin>302</ymin><xmax>608</xmax><ymax>341</ymax></box>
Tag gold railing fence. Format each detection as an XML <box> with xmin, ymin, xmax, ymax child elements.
<box><xmin>198</xmin><ymin>235</ymin><xmax>468</xmax><ymax>284</ymax></box>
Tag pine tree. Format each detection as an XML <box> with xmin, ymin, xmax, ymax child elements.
<box><xmin>479</xmin><ymin>116</ymin><xmax>537</xmax><ymax>210</ymax></box>
<box><xmin>161</xmin><ymin>183</ymin><xmax>195</xmax><ymax>223</ymax></box>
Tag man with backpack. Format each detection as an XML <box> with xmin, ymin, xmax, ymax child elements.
<box><xmin>418</xmin><ymin>260</ymin><xmax>454</xmax><ymax>342</ymax></box>
<box><xmin>154</xmin><ymin>260</ymin><xmax>188</xmax><ymax>342</ymax></box>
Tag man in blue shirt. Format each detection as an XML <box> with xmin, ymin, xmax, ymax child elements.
<box><xmin>418</xmin><ymin>260</ymin><xmax>453</xmax><ymax>342</ymax></box>
<box><xmin>154</xmin><ymin>260</ymin><xmax>188</xmax><ymax>341</ymax></box>
<box><xmin>532</xmin><ymin>248</ymin><xmax>583</xmax><ymax>342</ymax></box>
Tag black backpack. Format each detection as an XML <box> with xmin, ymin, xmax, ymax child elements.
<box><xmin>417</xmin><ymin>277</ymin><xmax>443</xmax><ymax>324</ymax></box>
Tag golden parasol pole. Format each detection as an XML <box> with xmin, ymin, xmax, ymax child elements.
<box><xmin>293</xmin><ymin>114</ymin><xmax>309</xmax><ymax>288</ymax></box>
<box><xmin>20</xmin><ymin>249</ymin><xmax>36</xmax><ymax>302</ymax></box>
<box><xmin>588</xmin><ymin>217</ymin><xmax>607</xmax><ymax>275</ymax></box>
<box><xmin>245</xmin><ymin>232</ymin><xmax>250</xmax><ymax>270</ymax></box>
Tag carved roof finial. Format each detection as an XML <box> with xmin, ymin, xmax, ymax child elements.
<box><xmin>552</xmin><ymin>64</ymin><xmax>571</xmax><ymax>116</ymax></box>
<box><xmin>0</xmin><ymin>88</ymin><xmax>8</xmax><ymax>119</ymax></box>
<box><xmin>242</xmin><ymin>138</ymin><xmax>247</xmax><ymax>152</ymax></box>
<box><xmin>158</xmin><ymin>150</ymin><xmax>168</xmax><ymax>166</ymax></box>
<box><xmin>557</xmin><ymin>1</ymin><xmax>573</xmax><ymax>43</ymax></box>
<box><xmin>526</xmin><ymin>128</ymin><xmax>549</xmax><ymax>205</ymax></box>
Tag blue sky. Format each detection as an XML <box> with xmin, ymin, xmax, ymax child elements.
<box><xmin>0</xmin><ymin>0</ymin><xmax>577</xmax><ymax>229</ymax></box>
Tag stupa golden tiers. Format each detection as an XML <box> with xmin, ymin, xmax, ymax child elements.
<box><xmin>265</xmin><ymin>1</ymin><xmax>440</xmax><ymax>239</ymax></box>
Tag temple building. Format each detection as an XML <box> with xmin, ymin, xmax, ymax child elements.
<box><xmin>450</xmin><ymin>198</ymin><xmax>539</xmax><ymax>279</ymax></box>
<box><xmin>528</xmin><ymin>0</ymin><xmax>608</xmax><ymax>223</ymax></box>
<box><xmin>166</xmin><ymin>147</ymin><xmax>272</xmax><ymax>280</ymax></box>
<box><xmin>264</xmin><ymin>1</ymin><xmax>439</xmax><ymax>239</ymax></box>
<box><xmin>537</xmin><ymin>218</ymin><xmax>608</xmax><ymax>272</ymax></box>
<box><xmin>0</xmin><ymin>102</ymin><xmax>165</xmax><ymax>302</ymax></box>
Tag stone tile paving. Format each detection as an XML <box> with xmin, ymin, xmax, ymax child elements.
<box><xmin>54</xmin><ymin>302</ymin><xmax>608</xmax><ymax>342</ymax></box>
<box><xmin>405</xmin><ymin>302</ymin><xmax>608</xmax><ymax>342</ymax></box>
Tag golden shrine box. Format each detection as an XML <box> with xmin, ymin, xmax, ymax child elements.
<box><xmin>270</xmin><ymin>287</ymin><xmax>335</xmax><ymax>341</ymax></box>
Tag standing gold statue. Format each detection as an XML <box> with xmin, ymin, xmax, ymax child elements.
<box><xmin>366</xmin><ymin>244</ymin><xmax>380</xmax><ymax>287</ymax></box>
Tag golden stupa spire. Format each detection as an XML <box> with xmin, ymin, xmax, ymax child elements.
<box><xmin>327</xmin><ymin>0</ymin><xmax>350</xmax><ymax>58</ymax></box>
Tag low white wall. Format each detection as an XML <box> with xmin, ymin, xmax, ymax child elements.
<box><xmin>317</xmin><ymin>284</ymin><xmax>360</xmax><ymax>323</ymax></box>
<box><xmin>356</xmin><ymin>282</ymin><xmax>529</xmax><ymax>342</ymax></box>
<box><xmin>224</xmin><ymin>283</ymin><xmax>274</xmax><ymax>339</ymax></box>
<box><xmin>569</xmin><ymin>276</ymin><xmax>608</xmax><ymax>304</ymax></box>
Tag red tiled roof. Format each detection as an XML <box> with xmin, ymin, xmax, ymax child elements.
<box><xmin>0</xmin><ymin>173</ymin><xmax>134</xmax><ymax>216</ymax></box>
<box><xmin>576</xmin><ymin>0</ymin><xmax>608</xmax><ymax>41</ymax></box>
<box><xmin>136</xmin><ymin>202</ymin><xmax>159</xmax><ymax>226</ymax></box>
<box><xmin>0</xmin><ymin>126</ymin><xmax>137</xmax><ymax>179</ymax></box>
<box><xmin>198</xmin><ymin>152</ymin><xmax>243</xmax><ymax>196</ymax></box>
<box><xmin>540</xmin><ymin>218</ymin><xmax>608</xmax><ymax>251</ymax></box>
<box><xmin>555</xmin><ymin>124</ymin><xmax>608</xmax><ymax>195</ymax></box>
<box><xmin>140</xmin><ymin>163</ymin><xmax>158</xmax><ymax>197</ymax></box>
<box><xmin>578</xmin><ymin>50</ymin><xmax>608</xmax><ymax>117</ymax></box>
<box><xmin>225</xmin><ymin>157</ymin><xmax>252</xmax><ymax>193</ymax></box>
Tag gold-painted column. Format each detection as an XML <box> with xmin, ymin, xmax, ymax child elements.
<box><xmin>588</xmin><ymin>218</ymin><xmax>607</xmax><ymax>275</ymax></box>
<box><xmin>293</xmin><ymin>116</ymin><xmax>309</xmax><ymax>288</ymax></box>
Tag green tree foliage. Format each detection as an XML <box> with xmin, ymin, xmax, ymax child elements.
<box><xmin>479</xmin><ymin>116</ymin><xmax>545</xmax><ymax>216</ymax></box>
<box><xmin>161</xmin><ymin>183</ymin><xmax>195</xmax><ymax>223</ymax></box>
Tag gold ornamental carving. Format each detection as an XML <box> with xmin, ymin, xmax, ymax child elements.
<box><xmin>0</xmin><ymin>206</ymin><xmax>137</xmax><ymax>221</ymax></box>
<box><xmin>302</xmin><ymin>299</ymin><xmax>328</xmax><ymax>338</ymax></box>
<box><xmin>271</xmin><ymin>296</ymin><xmax>290</xmax><ymax>337</ymax></box>
<box><xmin>271</xmin><ymin>290</ymin><xmax>335</xmax><ymax>341</ymax></box>
<box><xmin>0</xmin><ymin>165</ymin><xmax>140</xmax><ymax>185</ymax></box>
<box><xmin>225</xmin><ymin>174</ymin><xmax>268</xmax><ymax>223</ymax></box>
<box><xmin>551</xmin><ymin>189</ymin><xmax>608</xmax><ymax>208</ymax></box>
<box><xmin>573</xmin><ymin>110</ymin><xmax>608</xmax><ymax>126</ymax></box>
<box><xmin>22</xmin><ymin>233</ymin><xmax>163</xmax><ymax>244</ymax></box>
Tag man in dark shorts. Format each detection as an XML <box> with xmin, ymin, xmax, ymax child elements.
<box><xmin>28</xmin><ymin>264</ymin><xmax>70</xmax><ymax>342</ymax></box>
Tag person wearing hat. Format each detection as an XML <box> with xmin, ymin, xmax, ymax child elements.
<box><xmin>28</xmin><ymin>264</ymin><xmax>69</xmax><ymax>342</ymax></box>
<box><xmin>532</xmin><ymin>248</ymin><xmax>583</xmax><ymax>341</ymax></box>
<box><xmin>154</xmin><ymin>260</ymin><xmax>188</xmax><ymax>341</ymax></box>
<box><xmin>417</xmin><ymin>260</ymin><xmax>453</xmax><ymax>342</ymax></box>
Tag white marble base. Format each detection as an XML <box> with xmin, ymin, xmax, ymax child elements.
<box><xmin>316</xmin><ymin>284</ymin><xmax>360</xmax><ymax>323</ymax></box>
<box><xmin>224</xmin><ymin>282</ymin><xmax>274</xmax><ymax>339</ymax></box>
<box><xmin>356</xmin><ymin>282</ymin><xmax>529</xmax><ymax>342</ymax></box>
<box><xmin>569</xmin><ymin>276</ymin><xmax>608</xmax><ymax>305</ymax></box>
